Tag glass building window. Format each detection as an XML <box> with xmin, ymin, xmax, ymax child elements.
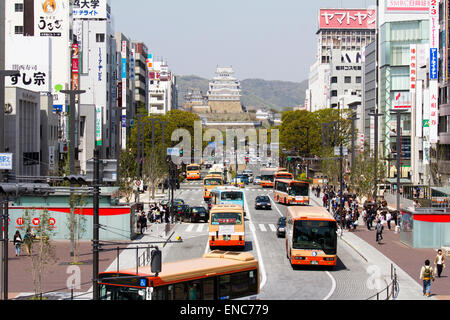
<box><xmin>344</xmin><ymin>76</ymin><xmax>351</xmax><ymax>84</ymax></box>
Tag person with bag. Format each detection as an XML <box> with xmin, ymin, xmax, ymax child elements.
<box><xmin>23</xmin><ymin>228</ymin><xmax>34</xmax><ymax>256</ymax></box>
<box><xmin>434</xmin><ymin>249</ymin><xmax>446</xmax><ymax>278</ymax></box>
<box><xmin>13</xmin><ymin>230</ymin><xmax>23</xmax><ymax>257</ymax></box>
<box><xmin>420</xmin><ymin>260</ymin><xmax>435</xmax><ymax>297</ymax></box>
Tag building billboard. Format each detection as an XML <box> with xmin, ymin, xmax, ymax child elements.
<box><xmin>319</xmin><ymin>9</ymin><xmax>376</xmax><ymax>30</ymax></box>
<box><xmin>121</xmin><ymin>41</ymin><xmax>127</xmax><ymax>150</ymax></box>
<box><xmin>73</xmin><ymin>0</ymin><xmax>110</xmax><ymax>20</ymax></box>
<box><xmin>34</xmin><ymin>0</ymin><xmax>68</xmax><ymax>37</ymax></box>
<box><xmin>385</xmin><ymin>0</ymin><xmax>431</xmax><ymax>12</ymax></box>
<box><xmin>5</xmin><ymin>37</ymin><xmax>51</xmax><ymax>93</ymax></box>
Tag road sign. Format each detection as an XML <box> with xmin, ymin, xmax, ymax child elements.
<box><xmin>167</xmin><ymin>148</ymin><xmax>179</xmax><ymax>156</ymax></box>
<box><xmin>0</xmin><ymin>153</ymin><xmax>13</xmax><ymax>170</ymax></box>
<box><xmin>334</xmin><ymin>147</ymin><xmax>348</xmax><ymax>156</ymax></box>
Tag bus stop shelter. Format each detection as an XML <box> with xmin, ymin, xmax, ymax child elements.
<box><xmin>399</xmin><ymin>207</ymin><xmax>450</xmax><ymax>249</ymax></box>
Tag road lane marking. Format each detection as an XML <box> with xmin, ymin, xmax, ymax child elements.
<box><xmin>323</xmin><ymin>271</ymin><xmax>337</xmax><ymax>300</ymax></box>
<box><xmin>249</xmin><ymin>222</ymin><xmax>256</xmax><ymax>232</ymax></box>
<box><xmin>244</xmin><ymin>191</ymin><xmax>267</xmax><ymax>290</ymax></box>
<box><xmin>185</xmin><ymin>224</ymin><xmax>194</xmax><ymax>232</ymax></box>
<box><xmin>259</xmin><ymin>224</ymin><xmax>267</xmax><ymax>232</ymax></box>
<box><xmin>196</xmin><ymin>224</ymin><xmax>204</xmax><ymax>232</ymax></box>
<box><xmin>269</xmin><ymin>224</ymin><xmax>277</xmax><ymax>232</ymax></box>
<box><xmin>268</xmin><ymin>195</ymin><xmax>284</xmax><ymax>218</ymax></box>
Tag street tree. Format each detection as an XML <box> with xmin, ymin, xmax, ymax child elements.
<box><xmin>23</xmin><ymin>208</ymin><xmax>56</xmax><ymax>299</ymax></box>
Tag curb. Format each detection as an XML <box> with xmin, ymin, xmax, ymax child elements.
<box><xmin>340</xmin><ymin>233</ymin><xmax>369</xmax><ymax>263</ymax></box>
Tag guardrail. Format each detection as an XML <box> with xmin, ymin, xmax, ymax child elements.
<box><xmin>367</xmin><ymin>264</ymin><xmax>399</xmax><ymax>300</ymax></box>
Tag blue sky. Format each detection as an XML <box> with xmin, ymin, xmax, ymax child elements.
<box><xmin>110</xmin><ymin>0</ymin><xmax>375</xmax><ymax>82</ymax></box>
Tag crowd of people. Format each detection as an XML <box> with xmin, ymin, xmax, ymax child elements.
<box><xmin>136</xmin><ymin>202</ymin><xmax>176</xmax><ymax>234</ymax></box>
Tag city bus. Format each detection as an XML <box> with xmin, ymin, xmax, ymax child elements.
<box><xmin>260</xmin><ymin>168</ymin><xmax>277</xmax><ymax>188</ymax></box>
<box><xmin>210</xmin><ymin>187</ymin><xmax>245</xmax><ymax>214</ymax></box>
<box><xmin>285</xmin><ymin>206</ymin><xmax>337</xmax><ymax>268</ymax></box>
<box><xmin>203</xmin><ymin>174</ymin><xmax>224</xmax><ymax>201</ymax></box>
<box><xmin>209</xmin><ymin>204</ymin><xmax>245</xmax><ymax>250</ymax></box>
<box><xmin>98</xmin><ymin>251</ymin><xmax>259</xmax><ymax>300</ymax></box>
<box><xmin>186</xmin><ymin>163</ymin><xmax>201</xmax><ymax>180</ymax></box>
<box><xmin>274</xmin><ymin>171</ymin><xmax>294</xmax><ymax>180</ymax></box>
<box><xmin>274</xmin><ymin>179</ymin><xmax>310</xmax><ymax>205</ymax></box>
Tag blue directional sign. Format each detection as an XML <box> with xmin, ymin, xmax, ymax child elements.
<box><xmin>430</xmin><ymin>48</ymin><xmax>438</xmax><ymax>80</ymax></box>
<box><xmin>0</xmin><ymin>153</ymin><xmax>13</xmax><ymax>170</ymax></box>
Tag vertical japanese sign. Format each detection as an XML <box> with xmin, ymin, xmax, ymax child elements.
<box><xmin>49</xmin><ymin>146</ymin><xmax>55</xmax><ymax>170</ymax></box>
<box><xmin>410</xmin><ymin>45</ymin><xmax>417</xmax><ymax>92</ymax></box>
<box><xmin>121</xmin><ymin>41</ymin><xmax>127</xmax><ymax>150</ymax></box>
<box><xmin>429</xmin><ymin>0</ymin><xmax>439</xmax><ymax>144</ymax></box>
<box><xmin>72</xmin><ymin>43</ymin><xmax>79</xmax><ymax>90</ymax></box>
<box><xmin>96</xmin><ymin>106</ymin><xmax>102</xmax><ymax>146</ymax></box>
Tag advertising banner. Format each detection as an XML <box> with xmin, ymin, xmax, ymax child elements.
<box><xmin>96</xmin><ymin>106</ymin><xmax>102</xmax><ymax>146</ymax></box>
<box><xmin>386</xmin><ymin>0</ymin><xmax>431</xmax><ymax>12</ymax></box>
<box><xmin>319</xmin><ymin>9</ymin><xmax>376</xmax><ymax>29</ymax></box>
<box><xmin>34</xmin><ymin>0</ymin><xmax>67</xmax><ymax>37</ymax></box>
<box><xmin>73</xmin><ymin>0</ymin><xmax>110</xmax><ymax>20</ymax></box>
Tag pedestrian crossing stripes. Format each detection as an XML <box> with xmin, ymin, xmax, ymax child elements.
<box><xmin>180</xmin><ymin>223</ymin><xmax>277</xmax><ymax>233</ymax></box>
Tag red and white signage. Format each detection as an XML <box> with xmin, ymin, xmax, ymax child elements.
<box><xmin>429</xmin><ymin>0</ymin><xmax>439</xmax><ymax>49</ymax></box>
<box><xmin>429</xmin><ymin>81</ymin><xmax>439</xmax><ymax>143</ymax></box>
<box><xmin>393</xmin><ymin>92</ymin><xmax>411</xmax><ymax>109</ymax></box>
<box><xmin>32</xmin><ymin>218</ymin><xmax>40</xmax><ymax>226</ymax></box>
<box><xmin>319</xmin><ymin>9</ymin><xmax>376</xmax><ymax>29</ymax></box>
<box><xmin>386</xmin><ymin>0</ymin><xmax>431</xmax><ymax>12</ymax></box>
<box><xmin>410</xmin><ymin>45</ymin><xmax>417</xmax><ymax>92</ymax></box>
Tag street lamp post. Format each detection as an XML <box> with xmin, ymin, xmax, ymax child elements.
<box><xmin>60</xmin><ymin>90</ymin><xmax>86</xmax><ymax>176</ymax></box>
<box><xmin>369</xmin><ymin>110</ymin><xmax>384</xmax><ymax>203</ymax></box>
<box><xmin>390</xmin><ymin>109</ymin><xmax>408</xmax><ymax>212</ymax></box>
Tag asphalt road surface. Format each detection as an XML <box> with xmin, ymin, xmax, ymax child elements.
<box><xmin>158</xmin><ymin>165</ymin><xmax>380</xmax><ymax>300</ymax></box>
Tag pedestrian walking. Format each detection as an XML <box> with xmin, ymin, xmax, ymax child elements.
<box><xmin>13</xmin><ymin>230</ymin><xmax>23</xmax><ymax>257</ymax></box>
<box><xmin>434</xmin><ymin>249</ymin><xmax>446</xmax><ymax>278</ymax></box>
<box><xmin>140</xmin><ymin>212</ymin><xmax>147</xmax><ymax>234</ymax></box>
<box><xmin>420</xmin><ymin>260</ymin><xmax>435</xmax><ymax>297</ymax></box>
<box><xmin>386</xmin><ymin>211</ymin><xmax>392</xmax><ymax>230</ymax></box>
<box><xmin>23</xmin><ymin>228</ymin><xmax>34</xmax><ymax>256</ymax></box>
<box><xmin>375</xmin><ymin>220</ymin><xmax>384</xmax><ymax>244</ymax></box>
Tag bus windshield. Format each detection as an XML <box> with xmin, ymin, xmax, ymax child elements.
<box><xmin>293</xmin><ymin>220</ymin><xmax>337</xmax><ymax>254</ymax></box>
<box><xmin>205</xmin><ymin>179</ymin><xmax>222</xmax><ymax>186</ymax></box>
<box><xmin>276</xmin><ymin>174</ymin><xmax>293</xmax><ymax>179</ymax></box>
<box><xmin>188</xmin><ymin>166</ymin><xmax>200</xmax><ymax>171</ymax></box>
<box><xmin>211</xmin><ymin>212</ymin><xmax>243</xmax><ymax>225</ymax></box>
<box><xmin>288</xmin><ymin>184</ymin><xmax>309</xmax><ymax>196</ymax></box>
<box><xmin>221</xmin><ymin>192</ymin><xmax>243</xmax><ymax>201</ymax></box>
<box><xmin>261</xmin><ymin>175</ymin><xmax>274</xmax><ymax>182</ymax></box>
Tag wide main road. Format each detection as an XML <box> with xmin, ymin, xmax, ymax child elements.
<box><xmin>160</xmin><ymin>169</ymin><xmax>381</xmax><ymax>300</ymax></box>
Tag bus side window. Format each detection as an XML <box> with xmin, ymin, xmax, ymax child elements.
<box><xmin>167</xmin><ymin>284</ymin><xmax>174</xmax><ymax>300</ymax></box>
<box><xmin>203</xmin><ymin>278</ymin><xmax>215</xmax><ymax>300</ymax></box>
<box><xmin>230</xmin><ymin>272</ymin><xmax>249</xmax><ymax>299</ymax></box>
<box><xmin>219</xmin><ymin>274</ymin><xmax>231</xmax><ymax>299</ymax></box>
<box><xmin>174</xmin><ymin>283</ymin><xmax>187</xmax><ymax>300</ymax></box>
<box><xmin>188</xmin><ymin>281</ymin><xmax>202</xmax><ymax>300</ymax></box>
<box><xmin>152</xmin><ymin>286</ymin><xmax>167</xmax><ymax>300</ymax></box>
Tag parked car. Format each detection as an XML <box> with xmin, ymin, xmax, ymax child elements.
<box><xmin>276</xmin><ymin>217</ymin><xmax>287</xmax><ymax>238</ymax></box>
<box><xmin>188</xmin><ymin>206</ymin><xmax>209</xmax><ymax>223</ymax></box>
<box><xmin>253</xmin><ymin>176</ymin><xmax>261</xmax><ymax>185</ymax></box>
<box><xmin>236</xmin><ymin>174</ymin><xmax>249</xmax><ymax>185</ymax></box>
<box><xmin>174</xmin><ymin>204</ymin><xmax>190</xmax><ymax>220</ymax></box>
<box><xmin>255</xmin><ymin>195</ymin><xmax>272</xmax><ymax>210</ymax></box>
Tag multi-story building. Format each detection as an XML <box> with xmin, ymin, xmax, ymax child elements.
<box><xmin>437</xmin><ymin>0</ymin><xmax>450</xmax><ymax>186</ymax></box>
<box><xmin>148</xmin><ymin>59</ymin><xmax>177</xmax><ymax>114</ymax></box>
<box><xmin>73</xmin><ymin>1</ymin><xmax>116</xmax><ymax>172</ymax></box>
<box><xmin>131</xmin><ymin>41</ymin><xmax>148</xmax><ymax>113</ymax></box>
<box><xmin>115</xmin><ymin>32</ymin><xmax>135</xmax><ymax>150</ymax></box>
<box><xmin>375</xmin><ymin>2</ymin><xmax>430</xmax><ymax>185</ymax></box>
<box><xmin>206</xmin><ymin>66</ymin><xmax>243</xmax><ymax>113</ymax></box>
<box><xmin>4</xmin><ymin>0</ymin><xmax>72</xmax><ymax>176</ymax></box>
<box><xmin>4</xmin><ymin>87</ymin><xmax>41</xmax><ymax>177</ymax></box>
<box><xmin>307</xmin><ymin>8</ymin><xmax>376</xmax><ymax>112</ymax></box>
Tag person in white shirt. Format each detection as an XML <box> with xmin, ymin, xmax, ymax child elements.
<box><xmin>435</xmin><ymin>249</ymin><xmax>446</xmax><ymax>278</ymax></box>
<box><xmin>386</xmin><ymin>211</ymin><xmax>392</xmax><ymax>230</ymax></box>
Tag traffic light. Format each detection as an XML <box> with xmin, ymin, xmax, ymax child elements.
<box><xmin>0</xmin><ymin>183</ymin><xmax>53</xmax><ymax>197</ymax></box>
<box><xmin>64</xmin><ymin>175</ymin><xmax>88</xmax><ymax>185</ymax></box>
<box><xmin>287</xmin><ymin>157</ymin><xmax>292</xmax><ymax>162</ymax></box>
<box><xmin>151</xmin><ymin>248</ymin><xmax>162</xmax><ymax>275</ymax></box>
<box><xmin>179</xmin><ymin>149</ymin><xmax>183</xmax><ymax>157</ymax></box>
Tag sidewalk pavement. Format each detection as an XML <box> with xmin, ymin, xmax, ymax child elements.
<box><xmin>311</xmin><ymin>194</ymin><xmax>445</xmax><ymax>300</ymax></box>
<box><xmin>9</xmin><ymin>221</ymin><xmax>176</xmax><ymax>300</ymax></box>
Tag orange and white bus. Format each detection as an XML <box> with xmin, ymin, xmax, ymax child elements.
<box><xmin>285</xmin><ymin>206</ymin><xmax>337</xmax><ymax>267</ymax></box>
<box><xmin>260</xmin><ymin>168</ymin><xmax>277</xmax><ymax>188</ymax></box>
<box><xmin>98</xmin><ymin>251</ymin><xmax>260</xmax><ymax>300</ymax></box>
<box><xmin>209</xmin><ymin>204</ymin><xmax>245</xmax><ymax>250</ymax></box>
<box><xmin>274</xmin><ymin>179</ymin><xmax>310</xmax><ymax>205</ymax></box>
<box><xmin>203</xmin><ymin>174</ymin><xmax>224</xmax><ymax>201</ymax></box>
<box><xmin>274</xmin><ymin>171</ymin><xmax>294</xmax><ymax>180</ymax></box>
<box><xmin>186</xmin><ymin>163</ymin><xmax>201</xmax><ymax>180</ymax></box>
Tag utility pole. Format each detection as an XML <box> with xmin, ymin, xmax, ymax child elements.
<box><xmin>92</xmin><ymin>147</ymin><xmax>100</xmax><ymax>300</ymax></box>
<box><xmin>2</xmin><ymin>198</ymin><xmax>8</xmax><ymax>300</ymax></box>
<box><xmin>60</xmin><ymin>90</ymin><xmax>86</xmax><ymax>175</ymax></box>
